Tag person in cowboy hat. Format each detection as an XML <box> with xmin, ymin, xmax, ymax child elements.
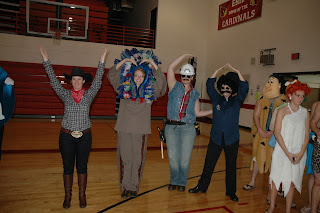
<box><xmin>40</xmin><ymin>46</ymin><xmax>109</xmax><ymax>209</ymax></box>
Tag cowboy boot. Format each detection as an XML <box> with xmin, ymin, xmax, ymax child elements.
<box><xmin>78</xmin><ymin>173</ymin><xmax>87</xmax><ymax>208</ymax></box>
<box><xmin>63</xmin><ymin>174</ymin><xmax>73</xmax><ymax>209</ymax></box>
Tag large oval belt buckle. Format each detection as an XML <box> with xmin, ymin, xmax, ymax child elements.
<box><xmin>71</xmin><ymin>131</ymin><xmax>83</xmax><ymax>138</ymax></box>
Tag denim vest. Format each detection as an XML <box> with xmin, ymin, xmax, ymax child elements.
<box><xmin>167</xmin><ymin>82</ymin><xmax>200</xmax><ymax>124</ymax></box>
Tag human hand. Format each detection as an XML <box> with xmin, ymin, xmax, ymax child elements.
<box><xmin>40</xmin><ymin>46</ymin><xmax>49</xmax><ymax>61</ymax></box>
<box><xmin>100</xmin><ymin>46</ymin><xmax>109</xmax><ymax>62</ymax></box>
<box><xmin>183</xmin><ymin>53</ymin><xmax>195</xmax><ymax>59</ymax></box>
<box><xmin>139</xmin><ymin>58</ymin><xmax>153</xmax><ymax>65</ymax></box>
<box><xmin>4</xmin><ymin>77</ymin><xmax>14</xmax><ymax>85</ymax></box>
<box><xmin>292</xmin><ymin>152</ymin><xmax>303</xmax><ymax>165</ymax></box>
<box><xmin>286</xmin><ymin>152</ymin><xmax>295</xmax><ymax>164</ymax></box>
<box><xmin>215</xmin><ymin>64</ymin><xmax>227</xmax><ymax>73</ymax></box>
<box><xmin>227</xmin><ymin>63</ymin><xmax>240</xmax><ymax>73</ymax></box>
<box><xmin>258</xmin><ymin>129</ymin><xmax>273</xmax><ymax>138</ymax></box>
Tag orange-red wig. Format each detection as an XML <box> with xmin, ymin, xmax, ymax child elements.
<box><xmin>285</xmin><ymin>80</ymin><xmax>311</xmax><ymax>99</ymax></box>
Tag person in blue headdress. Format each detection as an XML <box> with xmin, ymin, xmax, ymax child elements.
<box><xmin>0</xmin><ymin>67</ymin><xmax>15</xmax><ymax>160</ymax></box>
<box><xmin>107</xmin><ymin>48</ymin><xmax>167</xmax><ymax>199</ymax></box>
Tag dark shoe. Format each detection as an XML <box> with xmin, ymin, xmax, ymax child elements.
<box><xmin>266</xmin><ymin>198</ymin><xmax>277</xmax><ymax>207</ymax></box>
<box><xmin>242</xmin><ymin>184</ymin><xmax>255</xmax><ymax>191</ymax></box>
<box><xmin>177</xmin><ymin>186</ymin><xmax>185</xmax><ymax>192</ymax></box>
<box><xmin>188</xmin><ymin>186</ymin><xmax>206</xmax><ymax>193</ymax></box>
<box><xmin>121</xmin><ymin>189</ymin><xmax>130</xmax><ymax>199</ymax></box>
<box><xmin>168</xmin><ymin>184</ymin><xmax>177</xmax><ymax>191</ymax></box>
<box><xmin>78</xmin><ymin>173</ymin><xmax>87</xmax><ymax>208</ymax></box>
<box><xmin>63</xmin><ymin>174</ymin><xmax>73</xmax><ymax>209</ymax></box>
<box><xmin>130</xmin><ymin>191</ymin><xmax>137</xmax><ymax>197</ymax></box>
<box><xmin>277</xmin><ymin>190</ymin><xmax>284</xmax><ymax>198</ymax></box>
<box><xmin>226</xmin><ymin>193</ymin><xmax>238</xmax><ymax>201</ymax></box>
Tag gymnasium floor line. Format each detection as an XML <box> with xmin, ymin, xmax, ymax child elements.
<box><xmin>1</xmin><ymin>143</ymin><xmax>252</xmax><ymax>155</ymax></box>
<box><xmin>97</xmin><ymin>166</ymin><xmax>250</xmax><ymax>213</ymax></box>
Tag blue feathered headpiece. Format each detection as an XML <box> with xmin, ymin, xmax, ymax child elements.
<box><xmin>114</xmin><ymin>48</ymin><xmax>161</xmax><ymax>102</ymax></box>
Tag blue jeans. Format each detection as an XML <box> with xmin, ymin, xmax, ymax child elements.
<box><xmin>165</xmin><ymin>124</ymin><xmax>196</xmax><ymax>186</ymax></box>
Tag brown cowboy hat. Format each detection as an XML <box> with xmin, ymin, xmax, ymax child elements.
<box><xmin>63</xmin><ymin>67</ymin><xmax>92</xmax><ymax>83</ymax></box>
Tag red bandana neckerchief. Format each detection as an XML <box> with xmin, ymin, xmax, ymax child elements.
<box><xmin>179</xmin><ymin>84</ymin><xmax>193</xmax><ymax>119</ymax></box>
<box><xmin>71</xmin><ymin>88</ymin><xmax>85</xmax><ymax>103</ymax></box>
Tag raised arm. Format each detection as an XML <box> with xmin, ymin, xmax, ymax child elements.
<box><xmin>167</xmin><ymin>54</ymin><xmax>194</xmax><ymax>91</ymax></box>
<box><xmin>87</xmin><ymin>47</ymin><xmax>109</xmax><ymax>99</ymax></box>
<box><xmin>210</xmin><ymin>64</ymin><xmax>227</xmax><ymax>78</ymax></box>
<box><xmin>194</xmin><ymin>99</ymin><xmax>212</xmax><ymax>117</ymax></box>
<box><xmin>40</xmin><ymin>46</ymin><xmax>49</xmax><ymax>62</ymax></box>
<box><xmin>227</xmin><ymin>63</ymin><xmax>245</xmax><ymax>81</ymax></box>
<box><xmin>40</xmin><ymin>46</ymin><xmax>68</xmax><ymax>99</ymax></box>
<box><xmin>115</xmin><ymin>58</ymin><xmax>137</xmax><ymax>70</ymax></box>
<box><xmin>140</xmin><ymin>58</ymin><xmax>158</xmax><ymax>70</ymax></box>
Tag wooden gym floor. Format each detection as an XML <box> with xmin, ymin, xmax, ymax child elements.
<box><xmin>0</xmin><ymin>118</ymin><xmax>309</xmax><ymax>213</ymax></box>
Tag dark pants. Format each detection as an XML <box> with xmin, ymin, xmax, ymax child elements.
<box><xmin>59</xmin><ymin>131</ymin><xmax>92</xmax><ymax>175</ymax></box>
<box><xmin>198</xmin><ymin>136</ymin><xmax>239</xmax><ymax>194</ymax></box>
<box><xmin>0</xmin><ymin>125</ymin><xmax>3</xmax><ymax>159</ymax></box>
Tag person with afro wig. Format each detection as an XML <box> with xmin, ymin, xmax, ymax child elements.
<box><xmin>189</xmin><ymin>63</ymin><xmax>248</xmax><ymax>202</ymax></box>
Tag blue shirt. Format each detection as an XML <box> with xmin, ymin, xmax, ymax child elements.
<box><xmin>207</xmin><ymin>78</ymin><xmax>249</xmax><ymax>145</ymax></box>
<box><xmin>167</xmin><ymin>82</ymin><xmax>200</xmax><ymax>124</ymax></box>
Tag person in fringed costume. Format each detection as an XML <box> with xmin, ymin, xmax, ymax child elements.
<box><xmin>0</xmin><ymin>67</ymin><xmax>15</xmax><ymax>160</ymax></box>
<box><xmin>243</xmin><ymin>75</ymin><xmax>287</xmax><ymax>193</ymax></box>
<box><xmin>107</xmin><ymin>48</ymin><xmax>167</xmax><ymax>199</ymax></box>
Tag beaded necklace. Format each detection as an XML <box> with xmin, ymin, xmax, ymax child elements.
<box><xmin>288</xmin><ymin>102</ymin><xmax>301</xmax><ymax>115</ymax></box>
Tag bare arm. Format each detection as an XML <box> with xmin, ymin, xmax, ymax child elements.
<box><xmin>210</xmin><ymin>64</ymin><xmax>227</xmax><ymax>78</ymax></box>
<box><xmin>100</xmin><ymin>46</ymin><xmax>109</xmax><ymax>63</ymax></box>
<box><xmin>40</xmin><ymin>46</ymin><xmax>49</xmax><ymax>62</ymax></box>
<box><xmin>194</xmin><ymin>99</ymin><xmax>212</xmax><ymax>117</ymax></box>
<box><xmin>227</xmin><ymin>63</ymin><xmax>245</xmax><ymax>81</ymax></box>
<box><xmin>274</xmin><ymin>107</ymin><xmax>294</xmax><ymax>164</ymax></box>
<box><xmin>311</xmin><ymin>103</ymin><xmax>320</xmax><ymax>138</ymax></box>
<box><xmin>115</xmin><ymin>58</ymin><xmax>137</xmax><ymax>70</ymax></box>
<box><xmin>167</xmin><ymin>54</ymin><xmax>194</xmax><ymax>91</ymax></box>
<box><xmin>253</xmin><ymin>100</ymin><xmax>273</xmax><ymax>138</ymax></box>
<box><xmin>294</xmin><ymin>111</ymin><xmax>310</xmax><ymax>164</ymax></box>
<box><xmin>140</xmin><ymin>58</ymin><xmax>158</xmax><ymax>70</ymax></box>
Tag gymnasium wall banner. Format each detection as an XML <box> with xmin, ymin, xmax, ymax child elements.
<box><xmin>218</xmin><ymin>0</ymin><xmax>263</xmax><ymax>30</ymax></box>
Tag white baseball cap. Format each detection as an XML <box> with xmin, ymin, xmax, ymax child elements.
<box><xmin>180</xmin><ymin>64</ymin><xmax>195</xmax><ymax>76</ymax></box>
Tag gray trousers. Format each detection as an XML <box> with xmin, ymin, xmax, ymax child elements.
<box><xmin>117</xmin><ymin>131</ymin><xmax>148</xmax><ymax>192</ymax></box>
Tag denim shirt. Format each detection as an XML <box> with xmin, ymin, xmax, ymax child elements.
<box><xmin>167</xmin><ymin>81</ymin><xmax>200</xmax><ymax>124</ymax></box>
<box><xmin>207</xmin><ymin>78</ymin><xmax>249</xmax><ymax>145</ymax></box>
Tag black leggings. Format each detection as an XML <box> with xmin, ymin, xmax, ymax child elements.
<box><xmin>59</xmin><ymin>131</ymin><xmax>92</xmax><ymax>175</ymax></box>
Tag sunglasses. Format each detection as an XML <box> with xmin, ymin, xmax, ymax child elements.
<box><xmin>181</xmin><ymin>75</ymin><xmax>192</xmax><ymax>78</ymax></box>
<box><xmin>221</xmin><ymin>86</ymin><xmax>231</xmax><ymax>90</ymax></box>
